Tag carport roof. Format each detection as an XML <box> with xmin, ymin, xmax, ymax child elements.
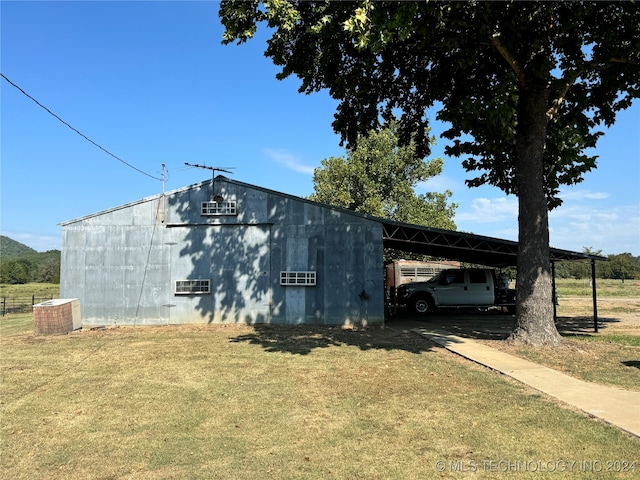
<box><xmin>380</xmin><ymin>218</ymin><xmax>605</xmax><ymax>267</ymax></box>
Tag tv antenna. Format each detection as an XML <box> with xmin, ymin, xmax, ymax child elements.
<box><xmin>184</xmin><ymin>163</ymin><xmax>235</xmax><ymax>201</ymax></box>
<box><xmin>184</xmin><ymin>163</ymin><xmax>235</xmax><ymax>178</ymax></box>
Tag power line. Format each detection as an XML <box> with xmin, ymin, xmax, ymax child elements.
<box><xmin>1</xmin><ymin>72</ymin><xmax>161</xmax><ymax>181</ymax></box>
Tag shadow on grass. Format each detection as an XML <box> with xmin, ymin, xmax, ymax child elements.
<box><xmin>555</xmin><ymin>315</ymin><xmax>623</xmax><ymax>335</ymax></box>
<box><xmin>622</xmin><ymin>360</ymin><xmax>640</xmax><ymax>370</ymax></box>
<box><xmin>232</xmin><ymin>311</ymin><xmax>636</xmax><ymax>356</ymax></box>
<box><xmin>386</xmin><ymin>309</ymin><xmax>515</xmax><ymax>341</ymax></box>
<box><xmin>229</xmin><ymin>324</ymin><xmax>436</xmax><ymax>355</ymax></box>
<box><xmin>382</xmin><ymin>310</ymin><xmax>628</xmax><ymax>343</ymax></box>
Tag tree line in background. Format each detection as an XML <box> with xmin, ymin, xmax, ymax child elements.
<box><xmin>556</xmin><ymin>251</ymin><xmax>640</xmax><ymax>281</ymax></box>
<box><xmin>0</xmin><ymin>251</ymin><xmax>61</xmax><ymax>284</ymax></box>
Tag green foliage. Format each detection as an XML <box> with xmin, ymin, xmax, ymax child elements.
<box><xmin>309</xmin><ymin>121</ymin><xmax>457</xmax><ymax>229</ymax></box>
<box><xmin>220</xmin><ymin>1</ymin><xmax>640</xmax><ymax>208</ymax></box>
<box><xmin>600</xmin><ymin>253</ymin><xmax>640</xmax><ymax>280</ymax></box>
<box><xmin>556</xmin><ymin>250</ymin><xmax>640</xmax><ymax>280</ymax></box>
<box><xmin>0</xmin><ymin>237</ymin><xmax>60</xmax><ymax>284</ymax></box>
<box><xmin>0</xmin><ymin>258</ymin><xmax>31</xmax><ymax>284</ymax></box>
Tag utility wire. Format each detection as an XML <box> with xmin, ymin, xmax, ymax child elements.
<box><xmin>1</xmin><ymin>73</ymin><xmax>162</xmax><ymax>181</ymax></box>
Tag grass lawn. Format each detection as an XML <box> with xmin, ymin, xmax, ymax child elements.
<box><xmin>482</xmin><ymin>281</ymin><xmax>640</xmax><ymax>391</ymax></box>
<box><xmin>0</xmin><ymin>283</ymin><xmax>60</xmax><ymax>298</ymax></box>
<box><xmin>556</xmin><ymin>278</ymin><xmax>640</xmax><ymax>298</ymax></box>
<box><xmin>2</xmin><ymin>314</ymin><xmax>639</xmax><ymax>479</ymax></box>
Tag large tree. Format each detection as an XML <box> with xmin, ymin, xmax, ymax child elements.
<box><xmin>309</xmin><ymin>122</ymin><xmax>457</xmax><ymax>230</ymax></box>
<box><xmin>220</xmin><ymin>1</ymin><xmax>640</xmax><ymax>345</ymax></box>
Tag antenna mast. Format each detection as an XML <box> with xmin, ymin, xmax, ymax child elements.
<box><xmin>184</xmin><ymin>163</ymin><xmax>235</xmax><ymax>200</ymax></box>
<box><xmin>161</xmin><ymin>163</ymin><xmax>166</xmax><ymax>223</ymax></box>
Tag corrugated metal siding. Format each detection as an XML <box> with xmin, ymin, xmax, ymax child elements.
<box><xmin>61</xmin><ymin>179</ymin><xmax>384</xmax><ymax>326</ymax></box>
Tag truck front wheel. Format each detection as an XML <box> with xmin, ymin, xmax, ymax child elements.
<box><xmin>412</xmin><ymin>296</ymin><xmax>434</xmax><ymax>315</ymax></box>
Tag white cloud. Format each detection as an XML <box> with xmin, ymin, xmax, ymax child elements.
<box><xmin>455</xmin><ymin>196</ymin><xmax>518</xmax><ymax>223</ymax></box>
<box><xmin>549</xmin><ymin>204</ymin><xmax>640</xmax><ymax>255</ymax></box>
<box><xmin>559</xmin><ymin>189</ymin><xmax>610</xmax><ymax>201</ymax></box>
<box><xmin>416</xmin><ymin>174</ymin><xmax>461</xmax><ymax>193</ymax></box>
<box><xmin>263</xmin><ymin>148</ymin><xmax>315</xmax><ymax>175</ymax></box>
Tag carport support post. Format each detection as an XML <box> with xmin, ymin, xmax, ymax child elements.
<box><xmin>551</xmin><ymin>261</ymin><xmax>557</xmax><ymax>323</ymax></box>
<box><xmin>591</xmin><ymin>259</ymin><xmax>598</xmax><ymax>333</ymax></box>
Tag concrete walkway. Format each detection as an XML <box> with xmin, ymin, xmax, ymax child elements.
<box><xmin>412</xmin><ymin>326</ymin><xmax>640</xmax><ymax>438</ymax></box>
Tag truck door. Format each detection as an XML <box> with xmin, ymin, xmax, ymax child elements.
<box><xmin>436</xmin><ymin>270</ymin><xmax>468</xmax><ymax>305</ymax></box>
<box><xmin>467</xmin><ymin>270</ymin><xmax>494</xmax><ymax>305</ymax></box>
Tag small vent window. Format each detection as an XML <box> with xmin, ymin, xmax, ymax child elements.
<box><xmin>400</xmin><ymin>267</ymin><xmax>437</xmax><ymax>278</ymax></box>
<box><xmin>280</xmin><ymin>271</ymin><xmax>316</xmax><ymax>286</ymax></box>
<box><xmin>201</xmin><ymin>201</ymin><xmax>237</xmax><ymax>216</ymax></box>
<box><xmin>175</xmin><ymin>279</ymin><xmax>211</xmax><ymax>295</ymax></box>
<box><xmin>416</xmin><ymin>267</ymin><xmax>435</xmax><ymax>277</ymax></box>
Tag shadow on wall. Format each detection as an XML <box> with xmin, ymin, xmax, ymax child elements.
<box><xmin>167</xmin><ymin>185</ymin><xmax>275</xmax><ymax>324</ymax></box>
<box><xmin>164</xmin><ymin>178</ymin><xmax>384</xmax><ymax>326</ymax></box>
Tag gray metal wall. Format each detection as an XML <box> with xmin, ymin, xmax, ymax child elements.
<box><xmin>60</xmin><ymin>179</ymin><xmax>384</xmax><ymax>326</ymax></box>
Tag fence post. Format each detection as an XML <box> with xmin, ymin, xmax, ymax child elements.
<box><xmin>1</xmin><ymin>297</ymin><xmax>5</xmax><ymax>317</ymax></box>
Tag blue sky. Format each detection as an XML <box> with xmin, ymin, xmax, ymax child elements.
<box><xmin>2</xmin><ymin>1</ymin><xmax>639</xmax><ymax>256</ymax></box>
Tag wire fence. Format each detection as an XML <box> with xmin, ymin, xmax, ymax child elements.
<box><xmin>1</xmin><ymin>295</ymin><xmax>55</xmax><ymax>316</ymax></box>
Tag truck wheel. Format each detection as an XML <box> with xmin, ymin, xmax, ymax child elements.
<box><xmin>413</xmin><ymin>296</ymin><xmax>434</xmax><ymax>315</ymax></box>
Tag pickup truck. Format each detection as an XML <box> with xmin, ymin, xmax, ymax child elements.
<box><xmin>394</xmin><ymin>268</ymin><xmax>516</xmax><ymax>314</ymax></box>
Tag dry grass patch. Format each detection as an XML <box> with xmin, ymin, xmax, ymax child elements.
<box><xmin>477</xmin><ymin>295</ymin><xmax>640</xmax><ymax>390</ymax></box>
<box><xmin>0</xmin><ymin>283</ymin><xmax>60</xmax><ymax>298</ymax></box>
<box><xmin>482</xmin><ymin>334</ymin><xmax>640</xmax><ymax>391</ymax></box>
<box><xmin>556</xmin><ymin>279</ymin><xmax>640</xmax><ymax>298</ymax></box>
<box><xmin>2</xmin><ymin>318</ymin><xmax>639</xmax><ymax>479</ymax></box>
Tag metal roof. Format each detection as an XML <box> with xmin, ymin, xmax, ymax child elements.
<box><xmin>380</xmin><ymin>218</ymin><xmax>605</xmax><ymax>267</ymax></box>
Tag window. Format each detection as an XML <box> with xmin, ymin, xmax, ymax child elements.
<box><xmin>401</xmin><ymin>266</ymin><xmax>434</xmax><ymax>277</ymax></box>
<box><xmin>416</xmin><ymin>267</ymin><xmax>436</xmax><ymax>277</ymax></box>
<box><xmin>400</xmin><ymin>266</ymin><xmax>444</xmax><ymax>278</ymax></box>
<box><xmin>441</xmin><ymin>270</ymin><xmax>465</xmax><ymax>285</ymax></box>
<box><xmin>175</xmin><ymin>279</ymin><xmax>211</xmax><ymax>295</ymax></box>
<box><xmin>469</xmin><ymin>270</ymin><xmax>488</xmax><ymax>284</ymax></box>
<box><xmin>201</xmin><ymin>201</ymin><xmax>237</xmax><ymax>216</ymax></box>
<box><xmin>280</xmin><ymin>271</ymin><xmax>316</xmax><ymax>286</ymax></box>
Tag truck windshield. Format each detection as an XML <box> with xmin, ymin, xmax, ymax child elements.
<box><xmin>430</xmin><ymin>271</ymin><xmax>444</xmax><ymax>284</ymax></box>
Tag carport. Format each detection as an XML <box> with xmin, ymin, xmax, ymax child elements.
<box><xmin>380</xmin><ymin>219</ymin><xmax>606</xmax><ymax>331</ymax></box>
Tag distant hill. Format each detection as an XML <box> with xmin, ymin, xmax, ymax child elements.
<box><xmin>0</xmin><ymin>235</ymin><xmax>37</xmax><ymax>257</ymax></box>
<box><xmin>0</xmin><ymin>236</ymin><xmax>60</xmax><ymax>284</ymax></box>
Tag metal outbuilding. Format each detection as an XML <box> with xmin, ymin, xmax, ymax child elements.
<box><xmin>60</xmin><ymin>176</ymin><xmax>602</xmax><ymax>328</ymax></box>
<box><xmin>61</xmin><ymin>176</ymin><xmax>385</xmax><ymax>326</ymax></box>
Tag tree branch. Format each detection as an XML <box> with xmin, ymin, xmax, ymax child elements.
<box><xmin>547</xmin><ymin>69</ymin><xmax>582</xmax><ymax>121</ymax></box>
<box><xmin>547</xmin><ymin>55</ymin><xmax>637</xmax><ymax>121</ymax></box>
<box><xmin>609</xmin><ymin>57</ymin><xmax>637</xmax><ymax>65</ymax></box>
<box><xmin>490</xmin><ymin>33</ymin><xmax>526</xmax><ymax>86</ymax></box>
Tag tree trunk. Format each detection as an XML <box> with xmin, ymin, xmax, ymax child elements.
<box><xmin>508</xmin><ymin>84</ymin><xmax>563</xmax><ymax>346</ymax></box>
